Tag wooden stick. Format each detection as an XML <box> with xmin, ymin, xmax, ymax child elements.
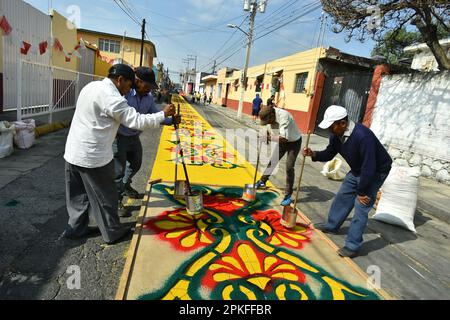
<box><xmin>253</xmin><ymin>136</ymin><xmax>262</xmax><ymax>187</ymax></box>
<box><xmin>292</xmin><ymin>131</ymin><xmax>312</xmax><ymax>212</ymax></box>
<box><xmin>173</xmin><ymin>104</ymin><xmax>193</xmax><ymax>195</ymax></box>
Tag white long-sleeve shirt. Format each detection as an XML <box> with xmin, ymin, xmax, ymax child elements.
<box><xmin>64</xmin><ymin>78</ymin><xmax>165</xmax><ymax>168</ymax></box>
<box><xmin>271</xmin><ymin>107</ymin><xmax>302</xmax><ymax>142</ymax></box>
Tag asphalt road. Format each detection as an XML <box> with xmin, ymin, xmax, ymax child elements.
<box><xmin>0</xmin><ymin>101</ymin><xmax>449</xmax><ymax>299</ymax></box>
<box><xmin>0</xmin><ymin>123</ymin><xmax>163</xmax><ymax>300</ymax></box>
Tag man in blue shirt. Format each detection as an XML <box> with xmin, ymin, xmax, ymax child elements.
<box><xmin>114</xmin><ymin>67</ymin><xmax>177</xmax><ymax>217</ymax></box>
<box><xmin>302</xmin><ymin>105</ymin><xmax>392</xmax><ymax>258</ymax></box>
<box><xmin>252</xmin><ymin>94</ymin><xmax>263</xmax><ymax>122</ymax></box>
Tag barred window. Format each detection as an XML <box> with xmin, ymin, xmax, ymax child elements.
<box><xmin>99</xmin><ymin>38</ymin><xmax>121</xmax><ymax>54</ymax></box>
<box><xmin>294</xmin><ymin>72</ymin><xmax>308</xmax><ymax>93</ymax></box>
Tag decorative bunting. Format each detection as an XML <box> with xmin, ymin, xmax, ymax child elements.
<box><xmin>0</xmin><ymin>15</ymin><xmax>89</xmax><ymax>62</ymax></box>
<box><xmin>54</xmin><ymin>38</ymin><xmax>64</xmax><ymax>52</ymax></box>
<box><xmin>0</xmin><ymin>15</ymin><xmax>12</xmax><ymax>36</ymax></box>
<box><xmin>20</xmin><ymin>41</ymin><xmax>31</xmax><ymax>55</ymax></box>
<box><xmin>39</xmin><ymin>41</ymin><xmax>48</xmax><ymax>55</ymax></box>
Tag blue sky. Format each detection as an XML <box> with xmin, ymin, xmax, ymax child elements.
<box><xmin>24</xmin><ymin>0</ymin><xmax>376</xmax><ymax>81</ymax></box>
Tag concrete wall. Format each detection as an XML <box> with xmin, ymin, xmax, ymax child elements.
<box><xmin>371</xmin><ymin>71</ymin><xmax>450</xmax><ymax>184</ymax></box>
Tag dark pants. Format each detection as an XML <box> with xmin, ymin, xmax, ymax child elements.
<box><xmin>113</xmin><ymin>134</ymin><xmax>143</xmax><ymax>200</ymax></box>
<box><xmin>64</xmin><ymin>161</ymin><xmax>126</xmax><ymax>243</ymax></box>
<box><xmin>261</xmin><ymin>138</ymin><xmax>302</xmax><ymax>195</ymax></box>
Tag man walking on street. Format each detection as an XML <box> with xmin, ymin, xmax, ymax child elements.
<box><xmin>252</xmin><ymin>93</ymin><xmax>263</xmax><ymax>122</ymax></box>
<box><xmin>302</xmin><ymin>105</ymin><xmax>392</xmax><ymax>258</ymax></box>
<box><xmin>63</xmin><ymin>64</ymin><xmax>177</xmax><ymax>245</ymax></box>
<box><xmin>255</xmin><ymin>105</ymin><xmax>302</xmax><ymax>207</ymax></box>
<box><xmin>115</xmin><ymin>67</ymin><xmax>175</xmax><ymax>217</ymax></box>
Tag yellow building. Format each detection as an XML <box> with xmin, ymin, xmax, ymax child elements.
<box><xmin>216</xmin><ymin>48</ymin><xmax>326</xmax><ymax>131</ymax></box>
<box><xmin>51</xmin><ymin>10</ymin><xmax>78</xmax><ymax>71</ymax></box>
<box><xmin>77</xmin><ymin>28</ymin><xmax>157</xmax><ymax>68</ymax></box>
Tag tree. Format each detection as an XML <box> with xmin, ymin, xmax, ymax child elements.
<box><xmin>371</xmin><ymin>28</ymin><xmax>419</xmax><ymax>64</ymax></box>
<box><xmin>321</xmin><ymin>0</ymin><xmax>450</xmax><ymax>70</ymax></box>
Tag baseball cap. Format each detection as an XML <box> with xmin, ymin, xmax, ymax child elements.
<box><xmin>318</xmin><ymin>105</ymin><xmax>348</xmax><ymax>129</ymax></box>
<box><xmin>259</xmin><ymin>106</ymin><xmax>276</xmax><ymax>126</ymax></box>
<box><xmin>108</xmin><ymin>64</ymin><xmax>135</xmax><ymax>82</ymax></box>
<box><xmin>135</xmin><ymin>67</ymin><xmax>159</xmax><ymax>89</ymax></box>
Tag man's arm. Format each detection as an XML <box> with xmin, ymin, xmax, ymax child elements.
<box><xmin>303</xmin><ymin>136</ymin><xmax>338</xmax><ymax>162</ymax></box>
<box><xmin>105</xmin><ymin>96</ymin><xmax>174</xmax><ymax>130</ymax></box>
<box><xmin>147</xmin><ymin>95</ymin><xmax>173</xmax><ymax>126</ymax></box>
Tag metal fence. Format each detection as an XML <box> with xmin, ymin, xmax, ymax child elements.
<box><xmin>17</xmin><ymin>60</ymin><xmax>103</xmax><ymax>123</ymax></box>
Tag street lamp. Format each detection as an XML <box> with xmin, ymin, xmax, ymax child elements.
<box><xmin>229</xmin><ymin>0</ymin><xmax>267</xmax><ymax>119</ymax></box>
<box><xmin>227</xmin><ymin>24</ymin><xmax>249</xmax><ymax>36</ymax></box>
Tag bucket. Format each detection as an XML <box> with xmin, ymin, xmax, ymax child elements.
<box><xmin>242</xmin><ymin>184</ymin><xmax>257</xmax><ymax>202</ymax></box>
<box><xmin>186</xmin><ymin>191</ymin><xmax>204</xmax><ymax>215</ymax></box>
<box><xmin>280</xmin><ymin>206</ymin><xmax>297</xmax><ymax>229</ymax></box>
<box><xmin>174</xmin><ymin>180</ymin><xmax>187</xmax><ymax>199</ymax></box>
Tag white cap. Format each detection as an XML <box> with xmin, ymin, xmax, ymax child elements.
<box><xmin>318</xmin><ymin>105</ymin><xmax>348</xmax><ymax>129</ymax></box>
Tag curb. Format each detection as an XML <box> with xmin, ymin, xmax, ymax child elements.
<box><xmin>35</xmin><ymin>121</ymin><xmax>71</xmax><ymax>138</ymax></box>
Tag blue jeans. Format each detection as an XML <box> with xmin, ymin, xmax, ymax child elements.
<box><xmin>324</xmin><ymin>171</ymin><xmax>389</xmax><ymax>252</ymax></box>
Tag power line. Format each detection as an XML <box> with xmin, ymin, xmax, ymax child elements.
<box><xmin>112</xmin><ymin>0</ymin><xmax>141</xmax><ymax>27</ymax></box>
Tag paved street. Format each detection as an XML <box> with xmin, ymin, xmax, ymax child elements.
<box><xmin>0</xmin><ymin>123</ymin><xmax>164</xmax><ymax>299</ymax></box>
<box><xmin>0</xmin><ymin>101</ymin><xmax>449</xmax><ymax>300</ymax></box>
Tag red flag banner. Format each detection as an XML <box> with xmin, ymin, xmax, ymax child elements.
<box><xmin>20</xmin><ymin>41</ymin><xmax>31</xmax><ymax>55</ymax></box>
<box><xmin>39</xmin><ymin>41</ymin><xmax>48</xmax><ymax>55</ymax></box>
<box><xmin>54</xmin><ymin>38</ymin><xmax>64</xmax><ymax>51</ymax></box>
<box><xmin>0</xmin><ymin>15</ymin><xmax>12</xmax><ymax>36</ymax></box>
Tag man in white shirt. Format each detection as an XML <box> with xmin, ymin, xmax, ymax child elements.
<box><xmin>255</xmin><ymin>105</ymin><xmax>303</xmax><ymax>206</ymax></box>
<box><xmin>63</xmin><ymin>64</ymin><xmax>176</xmax><ymax>245</ymax></box>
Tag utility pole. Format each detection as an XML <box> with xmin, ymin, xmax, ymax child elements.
<box><xmin>212</xmin><ymin>60</ymin><xmax>217</xmax><ymax>74</ymax></box>
<box><xmin>234</xmin><ymin>0</ymin><xmax>267</xmax><ymax>119</ymax></box>
<box><xmin>122</xmin><ymin>30</ymin><xmax>127</xmax><ymax>62</ymax></box>
<box><xmin>139</xmin><ymin>18</ymin><xmax>146</xmax><ymax>67</ymax></box>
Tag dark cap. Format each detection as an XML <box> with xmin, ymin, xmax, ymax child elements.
<box><xmin>108</xmin><ymin>64</ymin><xmax>135</xmax><ymax>82</ymax></box>
<box><xmin>135</xmin><ymin>67</ymin><xmax>159</xmax><ymax>89</ymax></box>
<box><xmin>259</xmin><ymin>106</ymin><xmax>276</xmax><ymax>126</ymax></box>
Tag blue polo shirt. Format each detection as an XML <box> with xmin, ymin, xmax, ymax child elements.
<box><xmin>118</xmin><ymin>89</ymin><xmax>172</xmax><ymax>137</ymax></box>
<box><xmin>313</xmin><ymin>123</ymin><xmax>392</xmax><ymax>196</ymax></box>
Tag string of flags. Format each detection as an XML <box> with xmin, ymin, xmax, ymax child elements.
<box><xmin>0</xmin><ymin>14</ymin><xmax>113</xmax><ymax>64</ymax></box>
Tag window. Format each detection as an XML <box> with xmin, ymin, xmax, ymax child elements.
<box><xmin>99</xmin><ymin>38</ymin><xmax>121</xmax><ymax>54</ymax></box>
<box><xmin>294</xmin><ymin>72</ymin><xmax>308</xmax><ymax>93</ymax></box>
<box><xmin>255</xmin><ymin>75</ymin><xmax>264</xmax><ymax>92</ymax></box>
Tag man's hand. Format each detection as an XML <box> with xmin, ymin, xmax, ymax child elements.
<box><xmin>278</xmin><ymin>137</ymin><xmax>289</xmax><ymax>144</ymax></box>
<box><xmin>172</xmin><ymin>115</ymin><xmax>182</xmax><ymax>125</ymax></box>
<box><xmin>357</xmin><ymin>195</ymin><xmax>371</xmax><ymax>206</ymax></box>
<box><xmin>163</xmin><ymin>104</ymin><xmax>176</xmax><ymax>117</ymax></box>
<box><xmin>302</xmin><ymin>148</ymin><xmax>315</xmax><ymax>158</ymax></box>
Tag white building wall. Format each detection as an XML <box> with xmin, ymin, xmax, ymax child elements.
<box><xmin>371</xmin><ymin>71</ymin><xmax>450</xmax><ymax>184</ymax></box>
<box><xmin>1</xmin><ymin>0</ymin><xmax>51</xmax><ymax>110</ymax></box>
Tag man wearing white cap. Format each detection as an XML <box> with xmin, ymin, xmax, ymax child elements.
<box><xmin>302</xmin><ymin>105</ymin><xmax>392</xmax><ymax>258</ymax></box>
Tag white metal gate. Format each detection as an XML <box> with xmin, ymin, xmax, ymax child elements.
<box><xmin>18</xmin><ymin>60</ymin><xmax>102</xmax><ymax>123</ymax></box>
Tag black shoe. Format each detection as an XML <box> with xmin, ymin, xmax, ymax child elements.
<box><xmin>124</xmin><ymin>185</ymin><xmax>140</xmax><ymax>198</ymax></box>
<box><xmin>118</xmin><ymin>202</ymin><xmax>132</xmax><ymax>218</ymax></box>
<box><xmin>314</xmin><ymin>223</ymin><xmax>338</xmax><ymax>235</ymax></box>
<box><xmin>60</xmin><ymin>227</ymin><xmax>100</xmax><ymax>240</ymax></box>
<box><xmin>338</xmin><ymin>247</ymin><xmax>358</xmax><ymax>258</ymax></box>
<box><xmin>106</xmin><ymin>227</ymin><xmax>133</xmax><ymax>245</ymax></box>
